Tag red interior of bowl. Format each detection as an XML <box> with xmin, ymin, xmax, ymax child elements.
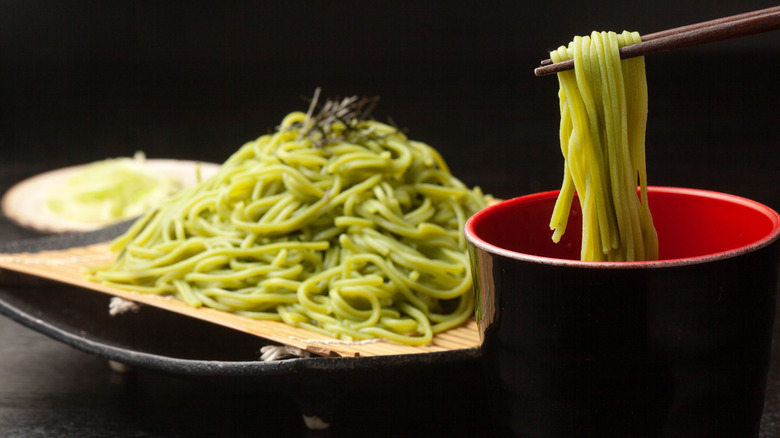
<box><xmin>468</xmin><ymin>187</ymin><xmax>780</xmax><ymax>262</ymax></box>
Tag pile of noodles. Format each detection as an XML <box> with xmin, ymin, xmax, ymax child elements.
<box><xmin>91</xmin><ymin>98</ymin><xmax>489</xmax><ymax>345</ymax></box>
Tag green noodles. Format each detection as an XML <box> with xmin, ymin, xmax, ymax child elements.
<box><xmin>549</xmin><ymin>31</ymin><xmax>658</xmax><ymax>261</ymax></box>
<box><xmin>90</xmin><ymin>95</ymin><xmax>488</xmax><ymax>345</ymax></box>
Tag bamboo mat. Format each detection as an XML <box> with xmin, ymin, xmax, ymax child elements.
<box><xmin>0</xmin><ymin>242</ymin><xmax>481</xmax><ymax>358</ymax></box>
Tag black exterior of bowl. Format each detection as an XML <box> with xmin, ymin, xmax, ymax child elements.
<box><xmin>469</xmin><ymin>228</ymin><xmax>780</xmax><ymax>438</ymax></box>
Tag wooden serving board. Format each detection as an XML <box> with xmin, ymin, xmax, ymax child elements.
<box><xmin>0</xmin><ymin>242</ymin><xmax>481</xmax><ymax>358</ymax></box>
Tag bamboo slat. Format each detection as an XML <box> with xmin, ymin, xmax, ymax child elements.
<box><xmin>0</xmin><ymin>243</ymin><xmax>481</xmax><ymax>358</ymax></box>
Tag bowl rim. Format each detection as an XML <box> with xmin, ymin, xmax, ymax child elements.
<box><xmin>465</xmin><ymin>186</ymin><xmax>780</xmax><ymax>269</ymax></box>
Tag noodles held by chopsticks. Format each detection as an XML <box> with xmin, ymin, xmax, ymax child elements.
<box><xmin>90</xmin><ymin>96</ymin><xmax>488</xmax><ymax>345</ymax></box>
<box><xmin>549</xmin><ymin>31</ymin><xmax>658</xmax><ymax>261</ymax></box>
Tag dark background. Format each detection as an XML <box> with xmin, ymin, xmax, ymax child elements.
<box><xmin>1</xmin><ymin>1</ymin><xmax>779</xmax><ymax>436</ymax></box>
<box><xmin>2</xmin><ymin>1</ymin><xmax>779</xmax><ymax>208</ymax></box>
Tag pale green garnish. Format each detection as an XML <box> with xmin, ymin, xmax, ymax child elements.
<box><xmin>45</xmin><ymin>152</ymin><xmax>182</xmax><ymax>225</ymax></box>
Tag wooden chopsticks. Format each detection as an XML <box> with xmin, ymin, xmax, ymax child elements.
<box><xmin>534</xmin><ymin>6</ymin><xmax>780</xmax><ymax>76</ymax></box>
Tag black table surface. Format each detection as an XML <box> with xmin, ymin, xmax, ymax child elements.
<box><xmin>3</xmin><ymin>168</ymin><xmax>780</xmax><ymax>438</ymax></box>
<box><xmin>2</xmin><ymin>2</ymin><xmax>780</xmax><ymax>436</ymax></box>
<box><xmin>3</xmin><ymin>92</ymin><xmax>780</xmax><ymax>436</ymax></box>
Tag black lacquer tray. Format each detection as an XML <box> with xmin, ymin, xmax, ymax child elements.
<box><xmin>0</xmin><ymin>223</ymin><xmax>485</xmax><ymax>429</ymax></box>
